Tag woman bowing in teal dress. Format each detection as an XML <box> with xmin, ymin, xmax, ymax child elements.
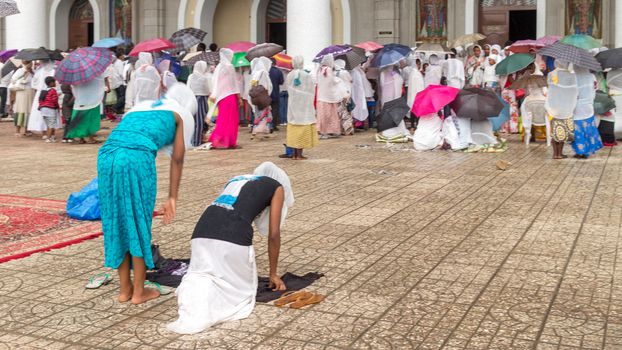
<box><xmin>98</xmin><ymin>83</ymin><xmax>196</xmax><ymax>304</ymax></box>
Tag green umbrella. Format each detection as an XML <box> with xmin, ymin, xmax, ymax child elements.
<box><xmin>560</xmin><ymin>34</ymin><xmax>601</xmax><ymax>50</ymax></box>
<box><xmin>495</xmin><ymin>53</ymin><xmax>534</xmax><ymax>76</ymax></box>
<box><xmin>232</xmin><ymin>51</ymin><xmax>250</xmax><ymax>68</ymax></box>
<box><xmin>594</xmin><ymin>90</ymin><xmax>616</xmax><ymax>115</ymax></box>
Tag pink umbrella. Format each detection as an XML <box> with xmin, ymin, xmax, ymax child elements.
<box><xmin>535</xmin><ymin>35</ymin><xmax>560</xmax><ymax>46</ymax></box>
<box><xmin>129</xmin><ymin>38</ymin><xmax>176</xmax><ymax>56</ymax></box>
<box><xmin>412</xmin><ymin>85</ymin><xmax>460</xmax><ymax>117</ymax></box>
<box><xmin>508</xmin><ymin>39</ymin><xmax>543</xmax><ymax>53</ymax></box>
<box><xmin>225</xmin><ymin>41</ymin><xmax>256</xmax><ymax>53</ymax></box>
<box><xmin>355</xmin><ymin>41</ymin><xmax>384</xmax><ymax>52</ymax></box>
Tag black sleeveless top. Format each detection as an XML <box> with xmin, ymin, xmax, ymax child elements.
<box><xmin>191</xmin><ymin>176</ymin><xmax>281</xmax><ymax>246</ymax></box>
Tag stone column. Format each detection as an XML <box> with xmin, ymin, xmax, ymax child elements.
<box><xmin>537</xmin><ymin>0</ymin><xmax>546</xmax><ymax>38</ymax></box>
<box><xmin>287</xmin><ymin>0</ymin><xmax>331</xmax><ymax>68</ymax></box>
<box><xmin>5</xmin><ymin>0</ymin><xmax>47</xmax><ymax>49</ymax></box>
<box><xmin>464</xmin><ymin>0</ymin><xmax>477</xmax><ymax>34</ymax></box>
<box><xmin>616</xmin><ymin>0</ymin><xmax>622</xmax><ymax>47</ymax></box>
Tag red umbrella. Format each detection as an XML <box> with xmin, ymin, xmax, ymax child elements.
<box><xmin>412</xmin><ymin>85</ymin><xmax>460</xmax><ymax>117</ymax></box>
<box><xmin>273</xmin><ymin>52</ymin><xmax>293</xmax><ymax>70</ymax></box>
<box><xmin>225</xmin><ymin>41</ymin><xmax>256</xmax><ymax>53</ymax></box>
<box><xmin>355</xmin><ymin>41</ymin><xmax>384</xmax><ymax>52</ymax></box>
<box><xmin>508</xmin><ymin>39</ymin><xmax>544</xmax><ymax>53</ymax></box>
<box><xmin>129</xmin><ymin>38</ymin><xmax>176</xmax><ymax>56</ymax></box>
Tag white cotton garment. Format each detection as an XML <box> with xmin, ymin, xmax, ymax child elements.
<box><xmin>545</xmin><ymin>67</ymin><xmax>578</xmax><ymax>120</ymax></box>
<box><xmin>28</xmin><ymin>61</ymin><xmax>56</xmax><ymax>132</ymax></box>
<box><xmin>413</xmin><ymin>114</ymin><xmax>443</xmax><ymax>150</ymax></box>
<box><xmin>167</xmin><ymin>238</ymin><xmax>257</xmax><ymax>335</ymax></box>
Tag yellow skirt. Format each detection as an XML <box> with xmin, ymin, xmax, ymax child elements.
<box><xmin>286</xmin><ymin>124</ymin><xmax>319</xmax><ymax>149</ymax></box>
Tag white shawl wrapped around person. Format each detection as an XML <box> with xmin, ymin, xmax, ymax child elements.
<box><xmin>350</xmin><ymin>66</ymin><xmax>372</xmax><ymax>121</ymax></box>
<box><xmin>133</xmin><ymin>52</ymin><xmax>161</xmax><ymax>105</ymax></box>
<box><xmin>316</xmin><ymin>54</ymin><xmax>348</xmax><ymax>104</ymax></box>
<box><xmin>286</xmin><ymin>55</ymin><xmax>316</xmax><ymax>126</ymax></box>
<box><xmin>28</xmin><ymin>61</ymin><xmax>56</xmax><ymax>132</ymax></box>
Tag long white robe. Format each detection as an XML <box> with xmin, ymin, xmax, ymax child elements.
<box><xmin>413</xmin><ymin>115</ymin><xmax>443</xmax><ymax>150</ymax></box>
<box><xmin>28</xmin><ymin>62</ymin><xmax>56</xmax><ymax>132</ymax></box>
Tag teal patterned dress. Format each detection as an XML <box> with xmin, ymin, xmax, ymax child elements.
<box><xmin>97</xmin><ymin>109</ymin><xmax>176</xmax><ymax>269</ymax></box>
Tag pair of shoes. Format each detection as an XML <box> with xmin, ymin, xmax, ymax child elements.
<box><xmin>85</xmin><ymin>272</ymin><xmax>112</xmax><ymax>289</ymax></box>
<box><xmin>273</xmin><ymin>291</ymin><xmax>325</xmax><ymax>309</ymax></box>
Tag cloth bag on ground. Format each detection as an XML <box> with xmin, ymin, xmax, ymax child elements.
<box><xmin>66</xmin><ymin>178</ymin><xmax>100</xmax><ymax>220</ymax></box>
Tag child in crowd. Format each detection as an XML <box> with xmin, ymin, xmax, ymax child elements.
<box><xmin>61</xmin><ymin>83</ymin><xmax>74</xmax><ymax>143</ymax></box>
<box><xmin>483</xmin><ymin>55</ymin><xmax>499</xmax><ymax>89</ymax></box>
<box><xmin>38</xmin><ymin>77</ymin><xmax>60</xmax><ymax>143</ymax></box>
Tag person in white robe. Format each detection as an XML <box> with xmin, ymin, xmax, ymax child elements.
<box><xmin>28</xmin><ymin>60</ymin><xmax>56</xmax><ymax>135</ymax></box>
<box><xmin>424</xmin><ymin>54</ymin><xmax>443</xmax><ymax>87</ymax></box>
<box><xmin>378</xmin><ymin>64</ymin><xmax>410</xmax><ymax>140</ymax></box>
<box><xmin>412</xmin><ymin>114</ymin><xmax>443</xmax><ymax>150</ymax></box>
<box><xmin>133</xmin><ymin>52</ymin><xmax>160</xmax><ymax>105</ymax></box>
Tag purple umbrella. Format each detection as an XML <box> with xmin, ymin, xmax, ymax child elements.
<box><xmin>313</xmin><ymin>45</ymin><xmax>352</xmax><ymax>62</ymax></box>
<box><xmin>0</xmin><ymin>49</ymin><xmax>17</xmax><ymax>61</ymax></box>
<box><xmin>55</xmin><ymin>47</ymin><xmax>114</xmax><ymax>85</ymax></box>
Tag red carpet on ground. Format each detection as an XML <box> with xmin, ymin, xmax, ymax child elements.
<box><xmin>0</xmin><ymin>195</ymin><xmax>102</xmax><ymax>263</ymax></box>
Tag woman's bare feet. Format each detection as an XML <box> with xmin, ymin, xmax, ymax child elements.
<box><xmin>118</xmin><ymin>286</ymin><xmax>133</xmax><ymax>303</ymax></box>
<box><xmin>131</xmin><ymin>287</ymin><xmax>160</xmax><ymax>305</ymax></box>
<box><xmin>293</xmin><ymin>155</ymin><xmax>308</xmax><ymax>160</ymax></box>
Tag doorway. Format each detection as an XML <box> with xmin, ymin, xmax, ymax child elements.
<box><xmin>68</xmin><ymin>0</ymin><xmax>94</xmax><ymax>49</ymax></box>
<box><xmin>268</xmin><ymin>23</ymin><xmax>286</xmax><ymax>48</ymax></box>
<box><xmin>265</xmin><ymin>0</ymin><xmax>286</xmax><ymax>47</ymax></box>
<box><xmin>509</xmin><ymin>10</ymin><xmax>536</xmax><ymax>42</ymax></box>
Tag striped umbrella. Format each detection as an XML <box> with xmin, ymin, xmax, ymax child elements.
<box><xmin>0</xmin><ymin>0</ymin><xmax>19</xmax><ymax>17</ymax></box>
<box><xmin>55</xmin><ymin>47</ymin><xmax>114</xmax><ymax>85</ymax></box>
<box><xmin>170</xmin><ymin>33</ymin><xmax>202</xmax><ymax>51</ymax></box>
<box><xmin>538</xmin><ymin>42</ymin><xmax>602</xmax><ymax>72</ymax></box>
<box><xmin>172</xmin><ymin>27</ymin><xmax>207</xmax><ymax>41</ymax></box>
<box><xmin>335</xmin><ymin>45</ymin><xmax>367</xmax><ymax>70</ymax></box>
<box><xmin>273</xmin><ymin>52</ymin><xmax>292</xmax><ymax>70</ymax></box>
<box><xmin>184</xmin><ymin>51</ymin><xmax>220</xmax><ymax>66</ymax></box>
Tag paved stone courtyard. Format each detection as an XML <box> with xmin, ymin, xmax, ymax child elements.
<box><xmin>0</xmin><ymin>121</ymin><xmax>621</xmax><ymax>349</ymax></box>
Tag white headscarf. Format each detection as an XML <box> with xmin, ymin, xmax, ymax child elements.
<box><xmin>407</xmin><ymin>64</ymin><xmax>425</xmax><ymax>109</ymax></box>
<box><xmin>286</xmin><ymin>55</ymin><xmax>316</xmax><ymax>125</ymax></box>
<box><xmin>130</xmin><ymin>83</ymin><xmax>197</xmax><ymax>155</ymax></box>
<box><xmin>252</xmin><ymin>162</ymin><xmax>294</xmax><ymax>236</ymax></box>
<box><xmin>158</xmin><ymin>60</ymin><xmax>178</xmax><ymax>91</ymax></box>
<box><xmin>210</xmin><ymin>48</ymin><xmax>240</xmax><ymax>103</ymax></box>
<box><xmin>317</xmin><ymin>53</ymin><xmax>347</xmax><ymax>103</ymax></box>
<box><xmin>134</xmin><ymin>52</ymin><xmax>161</xmax><ymax>103</ymax></box>
<box><xmin>250</xmin><ymin>56</ymin><xmax>273</xmax><ymax>95</ymax></box>
<box><xmin>424</xmin><ymin>54</ymin><xmax>442</xmax><ymax>87</ymax></box>
<box><xmin>442</xmin><ymin>58</ymin><xmax>465</xmax><ymax>89</ymax></box>
<box><xmin>187</xmin><ymin>61</ymin><xmax>211</xmax><ymax>96</ymax></box>
<box><xmin>334</xmin><ymin>59</ymin><xmax>352</xmax><ymax>97</ymax></box>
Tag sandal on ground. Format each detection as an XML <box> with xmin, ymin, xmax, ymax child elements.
<box><xmin>273</xmin><ymin>291</ymin><xmax>312</xmax><ymax>307</ymax></box>
<box><xmin>85</xmin><ymin>272</ymin><xmax>112</xmax><ymax>289</ymax></box>
<box><xmin>143</xmin><ymin>281</ymin><xmax>172</xmax><ymax>295</ymax></box>
<box><xmin>289</xmin><ymin>293</ymin><xmax>326</xmax><ymax>309</ymax></box>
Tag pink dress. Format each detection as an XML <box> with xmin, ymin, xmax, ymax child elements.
<box><xmin>209</xmin><ymin>94</ymin><xmax>239</xmax><ymax>148</ymax></box>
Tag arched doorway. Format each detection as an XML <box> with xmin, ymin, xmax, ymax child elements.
<box><xmin>479</xmin><ymin>0</ymin><xmax>537</xmax><ymax>45</ymax></box>
<box><xmin>266</xmin><ymin>0</ymin><xmax>286</xmax><ymax>47</ymax></box>
<box><xmin>50</xmin><ymin>0</ymin><xmax>101</xmax><ymax>50</ymax></box>
<box><xmin>68</xmin><ymin>0</ymin><xmax>94</xmax><ymax>49</ymax></box>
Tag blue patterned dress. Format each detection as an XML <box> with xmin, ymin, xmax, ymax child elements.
<box><xmin>97</xmin><ymin>110</ymin><xmax>176</xmax><ymax>269</ymax></box>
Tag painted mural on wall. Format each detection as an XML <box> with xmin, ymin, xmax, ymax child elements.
<box><xmin>565</xmin><ymin>0</ymin><xmax>601</xmax><ymax>38</ymax></box>
<box><xmin>111</xmin><ymin>0</ymin><xmax>132</xmax><ymax>38</ymax></box>
<box><xmin>417</xmin><ymin>0</ymin><xmax>447</xmax><ymax>43</ymax></box>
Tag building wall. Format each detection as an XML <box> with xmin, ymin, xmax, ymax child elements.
<box><xmin>350</xmin><ymin>0</ymin><xmax>375</xmax><ymax>44</ymax></box>
<box><xmin>213</xmin><ymin>0</ymin><xmax>251</xmax><ymax>45</ymax></box>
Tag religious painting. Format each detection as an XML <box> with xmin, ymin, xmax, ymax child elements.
<box><xmin>110</xmin><ymin>0</ymin><xmax>132</xmax><ymax>39</ymax></box>
<box><xmin>417</xmin><ymin>0</ymin><xmax>447</xmax><ymax>43</ymax></box>
<box><xmin>565</xmin><ymin>0</ymin><xmax>601</xmax><ymax>38</ymax></box>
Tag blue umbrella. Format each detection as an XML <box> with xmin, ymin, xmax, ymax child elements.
<box><xmin>370</xmin><ymin>44</ymin><xmax>412</xmax><ymax>68</ymax></box>
<box><xmin>92</xmin><ymin>37</ymin><xmax>125</xmax><ymax>48</ymax></box>
<box><xmin>488</xmin><ymin>93</ymin><xmax>510</xmax><ymax>131</ymax></box>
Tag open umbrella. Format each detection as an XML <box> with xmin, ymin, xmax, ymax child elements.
<box><xmin>1</xmin><ymin>57</ymin><xmax>20</xmax><ymax>77</ymax></box>
<box><xmin>495</xmin><ymin>53</ymin><xmax>535</xmax><ymax>76</ymax></box>
<box><xmin>225</xmin><ymin>41</ymin><xmax>256</xmax><ymax>53</ymax></box>
<box><xmin>370</xmin><ymin>44</ymin><xmax>411</xmax><ymax>68</ymax></box>
<box><xmin>128</xmin><ymin>38</ymin><xmax>176</xmax><ymax>56</ymax></box>
<box><xmin>535</xmin><ymin>35</ymin><xmax>560</xmax><ymax>46</ymax></box>
<box><xmin>172</xmin><ymin>27</ymin><xmax>207</xmax><ymax>41</ymax></box>
<box><xmin>377</xmin><ymin>97</ymin><xmax>410</xmax><ymax>132</ymax></box>
<box><xmin>355</xmin><ymin>41</ymin><xmax>384</xmax><ymax>52</ymax></box>
<box><xmin>170</xmin><ymin>33</ymin><xmax>202</xmax><ymax>52</ymax></box>
<box><xmin>246</xmin><ymin>43</ymin><xmax>283</xmax><ymax>61</ymax></box>
<box><xmin>92</xmin><ymin>37</ymin><xmax>125</xmax><ymax>48</ymax></box>
<box><xmin>314</xmin><ymin>45</ymin><xmax>351</xmax><ymax>62</ymax></box>
<box><xmin>15</xmin><ymin>48</ymin><xmax>54</xmax><ymax>61</ymax></box>
<box><xmin>412</xmin><ymin>85</ymin><xmax>459</xmax><ymax>116</ymax></box>
<box><xmin>595</xmin><ymin>48</ymin><xmax>622</xmax><ymax>69</ymax></box>
<box><xmin>334</xmin><ymin>45</ymin><xmax>366</xmax><ymax>70</ymax></box>
<box><xmin>55</xmin><ymin>47</ymin><xmax>114</xmax><ymax>85</ymax></box>
<box><xmin>0</xmin><ymin>0</ymin><xmax>19</xmax><ymax>17</ymax></box>
<box><xmin>0</xmin><ymin>49</ymin><xmax>17</xmax><ymax>61</ymax></box>
<box><xmin>560</xmin><ymin>34</ymin><xmax>601</xmax><ymax>50</ymax></box>
<box><xmin>539</xmin><ymin>42</ymin><xmax>601</xmax><ymax>72</ymax></box>
<box><xmin>488</xmin><ymin>93</ymin><xmax>510</xmax><ymax>131</ymax></box>
<box><xmin>451</xmin><ymin>33</ymin><xmax>486</xmax><ymax>48</ymax></box>
<box><xmin>273</xmin><ymin>52</ymin><xmax>293</xmax><ymax>70</ymax></box>
<box><xmin>507</xmin><ymin>40</ymin><xmax>543</xmax><ymax>53</ymax></box>
<box><xmin>509</xmin><ymin>74</ymin><xmax>547</xmax><ymax>90</ymax></box>
<box><xmin>184</xmin><ymin>51</ymin><xmax>220</xmax><ymax>66</ymax></box>
<box><xmin>450</xmin><ymin>88</ymin><xmax>505</xmax><ymax>121</ymax></box>
<box><xmin>232</xmin><ymin>52</ymin><xmax>250</xmax><ymax>68</ymax></box>
<box><xmin>415</xmin><ymin>43</ymin><xmax>452</xmax><ymax>55</ymax></box>
<box><xmin>594</xmin><ymin>90</ymin><xmax>616</xmax><ymax>115</ymax></box>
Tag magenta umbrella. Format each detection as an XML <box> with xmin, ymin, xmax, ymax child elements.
<box><xmin>535</xmin><ymin>35</ymin><xmax>560</xmax><ymax>46</ymax></box>
<box><xmin>128</xmin><ymin>38</ymin><xmax>176</xmax><ymax>56</ymax></box>
<box><xmin>412</xmin><ymin>85</ymin><xmax>460</xmax><ymax>117</ymax></box>
<box><xmin>225</xmin><ymin>41</ymin><xmax>256</xmax><ymax>53</ymax></box>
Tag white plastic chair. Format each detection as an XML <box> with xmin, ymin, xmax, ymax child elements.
<box><xmin>521</xmin><ymin>97</ymin><xmax>550</xmax><ymax>146</ymax></box>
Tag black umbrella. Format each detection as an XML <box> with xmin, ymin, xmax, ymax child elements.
<box><xmin>450</xmin><ymin>88</ymin><xmax>505</xmax><ymax>121</ymax></box>
<box><xmin>377</xmin><ymin>97</ymin><xmax>410</xmax><ymax>132</ymax></box>
<box><xmin>595</xmin><ymin>48</ymin><xmax>622</xmax><ymax>69</ymax></box>
<box><xmin>14</xmin><ymin>48</ymin><xmax>61</xmax><ymax>61</ymax></box>
<box><xmin>1</xmin><ymin>58</ymin><xmax>19</xmax><ymax>77</ymax></box>
<box><xmin>594</xmin><ymin>90</ymin><xmax>616</xmax><ymax>115</ymax></box>
<box><xmin>335</xmin><ymin>45</ymin><xmax>367</xmax><ymax>70</ymax></box>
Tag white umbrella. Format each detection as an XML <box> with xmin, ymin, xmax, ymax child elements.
<box><xmin>0</xmin><ymin>0</ymin><xmax>19</xmax><ymax>17</ymax></box>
